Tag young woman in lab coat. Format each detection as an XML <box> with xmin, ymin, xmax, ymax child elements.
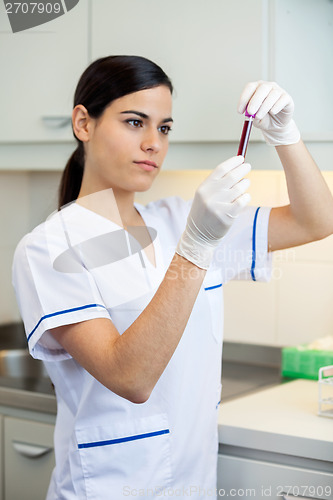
<box><xmin>12</xmin><ymin>56</ymin><xmax>333</xmax><ymax>499</ymax></box>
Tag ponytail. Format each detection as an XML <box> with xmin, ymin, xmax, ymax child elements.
<box><xmin>58</xmin><ymin>142</ymin><xmax>84</xmax><ymax>209</ymax></box>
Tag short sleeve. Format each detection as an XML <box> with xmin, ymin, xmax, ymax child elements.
<box><xmin>12</xmin><ymin>227</ymin><xmax>110</xmax><ymax>362</ymax></box>
<box><xmin>212</xmin><ymin>206</ymin><xmax>273</xmax><ymax>283</ymax></box>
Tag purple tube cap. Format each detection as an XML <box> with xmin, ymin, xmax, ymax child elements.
<box><xmin>245</xmin><ymin>109</ymin><xmax>256</xmax><ymax>118</ymax></box>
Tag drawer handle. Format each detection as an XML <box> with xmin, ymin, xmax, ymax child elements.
<box><xmin>283</xmin><ymin>496</ymin><xmax>320</xmax><ymax>500</ymax></box>
<box><xmin>12</xmin><ymin>440</ymin><xmax>53</xmax><ymax>459</ymax></box>
<box><xmin>42</xmin><ymin>116</ymin><xmax>71</xmax><ymax>128</ymax></box>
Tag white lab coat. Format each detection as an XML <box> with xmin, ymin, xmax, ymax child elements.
<box><xmin>12</xmin><ymin>196</ymin><xmax>272</xmax><ymax>499</ymax></box>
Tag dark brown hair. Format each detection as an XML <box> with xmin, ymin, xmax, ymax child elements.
<box><xmin>58</xmin><ymin>55</ymin><xmax>173</xmax><ymax>209</ymax></box>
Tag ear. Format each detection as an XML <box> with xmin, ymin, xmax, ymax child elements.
<box><xmin>72</xmin><ymin>105</ymin><xmax>93</xmax><ymax>142</ymax></box>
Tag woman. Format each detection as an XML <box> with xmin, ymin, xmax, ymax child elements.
<box><xmin>12</xmin><ymin>56</ymin><xmax>333</xmax><ymax>498</ymax></box>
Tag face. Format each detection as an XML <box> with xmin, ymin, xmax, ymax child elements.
<box><xmin>78</xmin><ymin>85</ymin><xmax>173</xmax><ymax>196</ymax></box>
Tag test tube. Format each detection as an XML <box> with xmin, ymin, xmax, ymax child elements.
<box><xmin>237</xmin><ymin>109</ymin><xmax>255</xmax><ymax>158</ymax></box>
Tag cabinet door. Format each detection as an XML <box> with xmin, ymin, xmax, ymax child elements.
<box><xmin>0</xmin><ymin>0</ymin><xmax>88</xmax><ymax>142</ymax></box>
<box><xmin>4</xmin><ymin>416</ymin><xmax>55</xmax><ymax>500</ymax></box>
<box><xmin>272</xmin><ymin>0</ymin><xmax>333</xmax><ymax>141</ymax></box>
<box><xmin>91</xmin><ymin>0</ymin><xmax>265</xmax><ymax>142</ymax></box>
<box><xmin>217</xmin><ymin>454</ymin><xmax>333</xmax><ymax>500</ymax></box>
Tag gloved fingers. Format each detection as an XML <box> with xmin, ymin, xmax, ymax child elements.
<box><xmin>231</xmin><ymin>192</ymin><xmax>252</xmax><ymax>215</ymax></box>
<box><xmin>224</xmin><ymin>192</ymin><xmax>252</xmax><ymax>219</ymax></box>
<box><xmin>229</xmin><ymin>177</ymin><xmax>251</xmax><ymax>202</ymax></box>
<box><xmin>270</xmin><ymin>93</ymin><xmax>294</xmax><ymax>116</ymax></box>
<box><xmin>218</xmin><ymin>162</ymin><xmax>251</xmax><ymax>190</ymax></box>
<box><xmin>207</xmin><ymin>155</ymin><xmax>244</xmax><ymax>182</ymax></box>
<box><xmin>237</xmin><ymin>81</ymin><xmax>261</xmax><ymax>114</ymax></box>
<box><xmin>214</xmin><ymin>177</ymin><xmax>250</xmax><ymax>206</ymax></box>
<box><xmin>254</xmin><ymin>88</ymin><xmax>284</xmax><ymax>120</ymax></box>
<box><xmin>238</xmin><ymin>81</ymin><xmax>293</xmax><ymax>119</ymax></box>
<box><xmin>199</xmin><ymin>162</ymin><xmax>251</xmax><ymax>203</ymax></box>
<box><xmin>245</xmin><ymin>82</ymin><xmax>282</xmax><ymax>117</ymax></box>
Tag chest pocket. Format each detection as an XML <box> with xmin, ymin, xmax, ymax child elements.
<box><xmin>74</xmin><ymin>413</ymin><xmax>172</xmax><ymax>498</ymax></box>
<box><xmin>203</xmin><ymin>269</ymin><xmax>224</xmax><ymax>344</ymax></box>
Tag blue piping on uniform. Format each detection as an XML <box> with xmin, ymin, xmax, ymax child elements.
<box><xmin>251</xmin><ymin>207</ymin><xmax>260</xmax><ymax>281</ymax></box>
<box><xmin>78</xmin><ymin>429</ymin><xmax>170</xmax><ymax>449</ymax></box>
<box><xmin>204</xmin><ymin>284</ymin><xmax>222</xmax><ymax>291</ymax></box>
<box><xmin>27</xmin><ymin>303</ymin><xmax>107</xmax><ymax>342</ymax></box>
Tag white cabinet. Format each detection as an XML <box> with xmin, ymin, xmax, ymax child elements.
<box><xmin>0</xmin><ymin>0</ymin><xmax>89</xmax><ymax>142</ymax></box>
<box><xmin>217</xmin><ymin>381</ymin><xmax>333</xmax><ymax>500</ymax></box>
<box><xmin>217</xmin><ymin>453</ymin><xmax>333</xmax><ymax>500</ymax></box>
<box><xmin>272</xmin><ymin>0</ymin><xmax>333</xmax><ymax>141</ymax></box>
<box><xmin>1</xmin><ymin>0</ymin><xmax>332</xmax><ymax>146</ymax></box>
<box><xmin>91</xmin><ymin>0</ymin><xmax>265</xmax><ymax>142</ymax></box>
<box><xmin>4</xmin><ymin>416</ymin><xmax>55</xmax><ymax>500</ymax></box>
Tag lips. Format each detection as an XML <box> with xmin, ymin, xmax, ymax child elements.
<box><xmin>133</xmin><ymin>160</ymin><xmax>158</xmax><ymax>172</ymax></box>
<box><xmin>134</xmin><ymin>160</ymin><xmax>157</xmax><ymax>168</ymax></box>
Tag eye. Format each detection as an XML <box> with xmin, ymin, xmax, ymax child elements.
<box><xmin>159</xmin><ymin>125</ymin><xmax>172</xmax><ymax>135</ymax></box>
<box><xmin>126</xmin><ymin>119</ymin><xmax>143</xmax><ymax>128</ymax></box>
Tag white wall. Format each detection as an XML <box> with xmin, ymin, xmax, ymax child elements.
<box><xmin>0</xmin><ymin>170</ymin><xmax>60</xmax><ymax>323</ymax></box>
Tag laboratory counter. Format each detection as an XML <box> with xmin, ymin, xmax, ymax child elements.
<box><xmin>217</xmin><ymin>380</ymin><xmax>333</xmax><ymax>498</ymax></box>
<box><xmin>0</xmin><ymin>358</ymin><xmax>281</xmax><ymax>415</ymax></box>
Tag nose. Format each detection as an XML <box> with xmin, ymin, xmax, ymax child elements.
<box><xmin>140</xmin><ymin>127</ymin><xmax>161</xmax><ymax>154</ymax></box>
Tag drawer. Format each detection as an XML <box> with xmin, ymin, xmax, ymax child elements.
<box><xmin>4</xmin><ymin>416</ymin><xmax>55</xmax><ymax>500</ymax></box>
<box><xmin>217</xmin><ymin>453</ymin><xmax>333</xmax><ymax>500</ymax></box>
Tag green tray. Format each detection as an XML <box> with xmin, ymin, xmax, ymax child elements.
<box><xmin>281</xmin><ymin>346</ymin><xmax>333</xmax><ymax>380</ymax></box>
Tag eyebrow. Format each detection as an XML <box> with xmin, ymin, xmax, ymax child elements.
<box><xmin>120</xmin><ymin>110</ymin><xmax>173</xmax><ymax>123</ymax></box>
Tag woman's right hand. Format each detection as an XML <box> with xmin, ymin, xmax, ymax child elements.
<box><xmin>176</xmin><ymin>155</ymin><xmax>251</xmax><ymax>269</ymax></box>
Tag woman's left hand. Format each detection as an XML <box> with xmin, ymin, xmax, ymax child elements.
<box><xmin>237</xmin><ymin>80</ymin><xmax>301</xmax><ymax>146</ymax></box>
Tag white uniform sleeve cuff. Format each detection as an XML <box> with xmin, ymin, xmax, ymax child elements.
<box><xmin>28</xmin><ymin>305</ymin><xmax>110</xmax><ymax>361</ymax></box>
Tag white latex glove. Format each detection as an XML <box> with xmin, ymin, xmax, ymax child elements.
<box><xmin>176</xmin><ymin>156</ymin><xmax>251</xmax><ymax>270</ymax></box>
<box><xmin>237</xmin><ymin>81</ymin><xmax>301</xmax><ymax>146</ymax></box>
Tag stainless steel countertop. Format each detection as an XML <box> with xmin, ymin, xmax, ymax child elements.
<box><xmin>221</xmin><ymin>361</ymin><xmax>282</xmax><ymax>401</ymax></box>
<box><xmin>0</xmin><ymin>324</ymin><xmax>282</xmax><ymax>414</ymax></box>
<box><xmin>0</xmin><ymin>375</ymin><xmax>57</xmax><ymax>413</ymax></box>
<box><xmin>0</xmin><ymin>361</ymin><xmax>281</xmax><ymax>415</ymax></box>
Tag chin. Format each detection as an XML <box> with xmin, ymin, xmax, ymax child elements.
<box><xmin>135</xmin><ymin>183</ymin><xmax>154</xmax><ymax>193</ymax></box>
<box><xmin>134</xmin><ymin>177</ymin><xmax>157</xmax><ymax>193</ymax></box>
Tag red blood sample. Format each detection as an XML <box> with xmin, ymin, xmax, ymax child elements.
<box><xmin>237</xmin><ymin>117</ymin><xmax>253</xmax><ymax>158</ymax></box>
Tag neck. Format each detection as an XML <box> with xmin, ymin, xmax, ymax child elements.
<box><xmin>77</xmin><ymin>185</ymin><xmax>139</xmax><ymax>228</ymax></box>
